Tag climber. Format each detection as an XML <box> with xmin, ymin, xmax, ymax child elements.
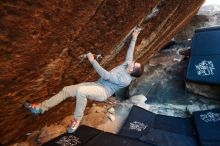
<box><xmin>24</xmin><ymin>27</ymin><xmax>143</xmax><ymax>133</ymax></box>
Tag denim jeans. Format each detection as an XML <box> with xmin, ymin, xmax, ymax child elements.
<box><xmin>38</xmin><ymin>82</ymin><xmax>108</xmax><ymax>121</ymax></box>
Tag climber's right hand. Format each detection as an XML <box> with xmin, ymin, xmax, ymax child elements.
<box><xmin>132</xmin><ymin>31</ymin><xmax>140</xmax><ymax>38</ymax></box>
<box><xmin>132</xmin><ymin>27</ymin><xmax>141</xmax><ymax>38</ymax></box>
<box><xmin>87</xmin><ymin>52</ymin><xmax>95</xmax><ymax>62</ymax></box>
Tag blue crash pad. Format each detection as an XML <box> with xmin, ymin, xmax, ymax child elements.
<box><xmin>193</xmin><ymin>108</ymin><xmax>220</xmax><ymax>146</ymax></box>
<box><xmin>186</xmin><ymin>26</ymin><xmax>220</xmax><ymax>84</ymax></box>
<box><xmin>186</xmin><ymin>55</ymin><xmax>220</xmax><ymax>84</ymax></box>
<box><xmin>191</xmin><ymin>26</ymin><xmax>220</xmax><ymax>56</ymax></box>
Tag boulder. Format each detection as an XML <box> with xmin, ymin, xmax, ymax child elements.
<box><xmin>0</xmin><ymin>0</ymin><xmax>205</xmax><ymax>144</ymax></box>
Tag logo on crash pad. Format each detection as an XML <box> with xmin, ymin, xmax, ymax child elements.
<box><xmin>200</xmin><ymin>112</ymin><xmax>220</xmax><ymax>123</ymax></box>
<box><xmin>195</xmin><ymin>60</ymin><xmax>215</xmax><ymax>76</ymax></box>
<box><xmin>56</xmin><ymin>135</ymin><xmax>81</xmax><ymax>146</ymax></box>
<box><xmin>129</xmin><ymin>121</ymin><xmax>148</xmax><ymax>132</ymax></box>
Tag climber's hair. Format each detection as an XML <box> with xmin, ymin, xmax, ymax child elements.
<box><xmin>130</xmin><ymin>64</ymin><xmax>144</xmax><ymax>77</ymax></box>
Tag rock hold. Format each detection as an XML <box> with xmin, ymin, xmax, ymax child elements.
<box><xmin>88</xmin><ymin>106</ymin><xmax>106</xmax><ymax>114</ymax></box>
<box><xmin>108</xmin><ymin>114</ymin><xmax>116</xmax><ymax>122</ymax></box>
<box><xmin>130</xmin><ymin>94</ymin><xmax>147</xmax><ymax>105</ymax></box>
<box><xmin>108</xmin><ymin>107</ymin><xmax>115</xmax><ymax>114</ymax></box>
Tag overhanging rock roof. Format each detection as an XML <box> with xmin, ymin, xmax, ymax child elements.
<box><xmin>0</xmin><ymin>0</ymin><xmax>204</xmax><ymax>144</ymax></box>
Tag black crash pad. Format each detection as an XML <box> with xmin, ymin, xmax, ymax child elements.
<box><xmin>42</xmin><ymin>124</ymin><xmax>154</xmax><ymax>146</ymax></box>
<box><xmin>42</xmin><ymin>125</ymin><xmax>102</xmax><ymax>146</ymax></box>
<box><xmin>139</xmin><ymin>128</ymin><xmax>198</xmax><ymax>146</ymax></box>
<box><xmin>84</xmin><ymin>132</ymin><xmax>154</xmax><ymax>146</ymax></box>
<box><xmin>118</xmin><ymin>105</ymin><xmax>154</xmax><ymax>139</ymax></box>
<box><xmin>119</xmin><ymin>105</ymin><xmax>198</xmax><ymax>146</ymax></box>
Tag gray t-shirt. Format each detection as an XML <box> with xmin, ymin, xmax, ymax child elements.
<box><xmin>91</xmin><ymin>36</ymin><xmax>137</xmax><ymax>96</ymax></box>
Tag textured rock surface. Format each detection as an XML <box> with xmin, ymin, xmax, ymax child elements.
<box><xmin>130</xmin><ymin>94</ymin><xmax>147</xmax><ymax>104</ymax></box>
<box><xmin>129</xmin><ymin>48</ymin><xmax>188</xmax><ymax>104</ymax></box>
<box><xmin>129</xmin><ymin>46</ymin><xmax>220</xmax><ymax>115</ymax></box>
<box><xmin>174</xmin><ymin>15</ymin><xmax>209</xmax><ymax>43</ymax></box>
<box><xmin>0</xmin><ymin>0</ymin><xmax>204</xmax><ymax>144</ymax></box>
<box><xmin>186</xmin><ymin>81</ymin><xmax>220</xmax><ymax>100</ymax></box>
<box><xmin>198</xmin><ymin>4</ymin><xmax>220</xmax><ymax>26</ymax></box>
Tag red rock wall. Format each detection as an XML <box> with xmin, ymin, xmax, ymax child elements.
<box><xmin>0</xmin><ymin>0</ymin><xmax>204</xmax><ymax>144</ymax></box>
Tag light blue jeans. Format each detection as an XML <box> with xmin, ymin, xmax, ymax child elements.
<box><xmin>38</xmin><ymin>82</ymin><xmax>108</xmax><ymax>121</ymax></box>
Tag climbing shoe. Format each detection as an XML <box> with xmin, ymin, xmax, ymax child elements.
<box><xmin>24</xmin><ymin>102</ymin><xmax>42</xmax><ymax>115</ymax></box>
<box><xmin>67</xmin><ymin>117</ymin><xmax>80</xmax><ymax>133</ymax></box>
